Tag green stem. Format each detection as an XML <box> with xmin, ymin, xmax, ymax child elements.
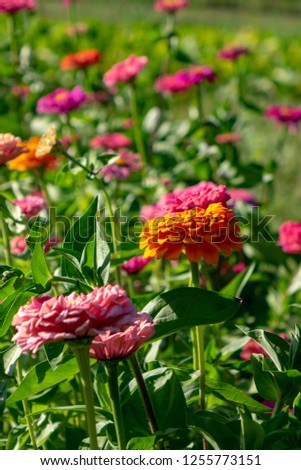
<box><xmin>104</xmin><ymin>362</ymin><xmax>127</xmax><ymax>450</ymax></box>
<box><xmin>195</xmin><ymin>83</ymin><xmax>204</xmax><ymax>122</ymax></box>
<box><xmin>51</xmin><ymin>275</ymin><xmax>92</xmax><ymax>292</ymax></box>
<box><xmin>272</xmin><ymin>399</ymin><xmax>284</xmax><ymax>418</ymax></box>
<box><xmin>127</xmin><ymin>275</ymin><xmax>136</xmax><ymax>298</ymax></box>
<box><xmin>129</xmin><ymin>84</ymin><xmax>148</xmax><ymax>165</ymax></box>
<box><xmin>36</xmin><ymin>168</ymin><xmax>55</xmax><ymax>232</ymax></box>
<box><xmin>69</xmin><ymin>342</ymin><xmax>98</xmax><ymax>450</ymax></box>
<box><xmin>16</xmin><ymin>360</ymin><xmax>38</xmax><ymax>449</ymax></box>
<box><xmin>128</xmin><ymin>354</ymin><xmax>159</xmax><ymax>434</ymax></box>
<box><xmin>9</xmin><ymin>13</ymin><xmax>19</xmax><ymax>78</ymax></box>
<box><xmin>0</xmin><ymin>213</ymin><xmax>12</xmax><ymax>266</ymax></box>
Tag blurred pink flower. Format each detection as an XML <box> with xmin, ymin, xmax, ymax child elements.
<box><xmin>154</xmin><ymin>0</ymin><xmax>188</xmax><ymax>12</ymax></box>
<box><xmin>121</xmin><ymin>255</ymin><xmax>153</xmax><ymax>275</ymax></box>
<box><xmin>0</xmin><ymin>0</ymin><xmax>36</xmax><ymax>14</ymax></box>
<box><xmin>103</xmin><ymin>54</ymin><xmax>148</xmax><ymax>87</ymax></box>
<box><xmin>141</xmin><ymin>181</ymin><xmax>230</xmax><ymax>219</ymax></box>
<box><xmin>36</xmin><ymin>86</ymin><xmax>87</xmax><ymax>114</ymax></box>
<box><xmin>10</xmin><ymin>236</ymin><xmax>27</xmax><ymax>255</ymax></box>
<box><xmin>100</xmin><ymin>149</ymin><xmax>143</xmax><ymax>182</ymax></box>
<box><xmin>63</xmin><ymin>0</ymin><xmax>72</xmax><ymax>6</ymax></box>
<box><xmin>13</xmin><ymin>194</ymin><xmax>47</xmax><ymax>218</ymax></box>
<box><xmin>278</xmin><ymin>221</ymin><xmax>301</xmax><ymax>254</ymax></box>
<box><xmin>218</xmin><ymin>45</ymin><xmax>250</xmax><ymax>60</ymax></box>
<box><xmin>0</xmin><ymin>133</ymin><xmax>27</xmax><ymax>165</ymax></box>
<box><xmin>241</xmin><ymin>333</ymin><xmax>288</xmax><ymax>361</ymax></box>
<box><xmin>154</xmin><ymin>73</ymin><xmax>191</xmax><ymax>94</ymax></box>
<box><xmin>90</xmin><ymin>313</ymin><xmax>155</xmax><ymax>361</ymax></box>
<box><xmin>179</xmin><ymin>65</ymin><xmax>216</xmax><ymax>85</ymax></box>
<box><xmin>228</xmin><ymin>188</ymin><xmax>258</xmax><ymax>206</ymax></box>
<box><xmin>90</xmin><ymin>132</ymin><xmax>132</xmax><ymax>150</ymax></box>
<box><xmin>67</xmin><ymin>23</ymin><xmax>88</xmax><ymax>36</ymax></box>
<box><xmin>232</xmin><ymin>262</ymin><xmax>246</xmax><ymax>274</ymax></box>
<box><xmin>44</xmin><ymin>236</ymin><xmax>61</xmax><ymax>253</ymax></box>
<box><xmin>12</xmin><ymin>284</ymin><xmax>141</xmax><ymax>355</ymax></box>
<box><xmin>265</xmin><ymin>105</ymin><xmax>301</xmax><ymax>132</ymax></box>
<box><xmin>215</xmin><ymin>132</ymin><xmax>241</xmax><ymax>144</ymax></box>
<box><xmin>11</xmin><ymin>84</ymin><xmax>30</xmax><ymax>98</ymax></box>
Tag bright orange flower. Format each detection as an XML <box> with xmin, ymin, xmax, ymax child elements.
<box><xmin>139</xmin><ymin>203</ymin><xmax>242</xmax><ymax>264</ymax></box>
<box><xmin>7</xmin><ymin>136</ymin><xmax>56</xmax><ymax>172</ymax></box>
<box><xmin>60</xmin><ymin>49</ymin><xmax>101</xmax><ymax>70</ymax></box>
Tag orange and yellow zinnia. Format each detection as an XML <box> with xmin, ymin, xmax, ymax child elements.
<box><xmin>139</xmin><ymin>202</ymin><xmax>242</xmax><ymax>264</ymax></box>
<box><xmin>7</xmin><ymin>136</ymin><xmax>56</xmax><ymax>172</ymax></box>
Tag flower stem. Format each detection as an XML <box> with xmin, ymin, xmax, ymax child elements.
<box><xmin>272</xmin><ymin>399</ymin><xmax>284</xmax><ymax>418</ymax></box>
<box><xmin>195</xmin><ymin>83</ymin><xmax>204</xmax><ymax>122</ymax></box>
<box><xmin>128</xmin><ymin>354</ymin><xmax>159</xmax><ymax>434</ymax></box>
<box><xmin>0</xmin><ymin>212</ymin><xmax>12</xmax><ymax>266</ymax></box>
<box><xmin>16</xmin><ymin>360</ymin><xmax>38</xmax><ymax>449</ymax></box>
<box><xmin>129</xmin><ymin>84</ymin><xmax>148</xmax><ymax>165</ymax></box>
<box><xmin>69</xmin><ymin>342</ymin><xmax>98</xmax><ymax>450</ymax></box>
<box><xmin>104</xmin><ymin>362</ymin><xmax>127</xmax><ymax>450</ymax></box>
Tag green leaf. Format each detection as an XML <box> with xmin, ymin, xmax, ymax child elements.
<box><xmin>221</xmin><ymin>263</ymin><xmax>255</xmax><ymax>297</ymax></box>
<box><xmin>3</xmin><ymin>345</ymin><xmax>22</xmax><ymax>377</ymax></box>
<box><xmin>240</xmin><ymin>411</ymin><xmax>265</xmax><ymax>450</ymax></box>
<box><xmin>0</xmin><ymin>287</ymin><xmax>35</xmax><ymax>337</ymax></box>
<box><xmin>273</xmin><ymin>369</ymin><xmax>301</xmax><ymax>404</ymax></box>
<box><xmin>238</xmin><ymin>327</ymin><xmax>290</xmax><ymax>371</ymax></box>
<box><xmin>289</xmin><ymin>324</ymin><xmax>301</xmax><ymax>370</ymax></box>
<box><xmin>0</xmin><ymin>276</ymin><xmax>27</xmax><ymax>302</ymax></box>
<box><xmin>53</xmin><ymin>247</ymin><xmax>85</xmax><ymax>280</ymax></box>
<box><xmin>251</xmin><ymin>355</ymin><xmax>281</xmax><ymax>402</ymax></box>
<box><xmin>206</xmin><ymin>379</ymin><xmax>272</xmax><ymax>414</ymax></box>
<box><xmin>144</xmin><ymin>288</ymin><xmax>242</xmax><ymax>341</ymax></box>
<box><xmin>127</xmin><ymin>436</ymin><xmax>157</xmax><ymax>450</ymax></box>
<box><xmin>26</xmin><ymin>217</ymin><xmax>48</xmax><ymax>252</ymax></box>
<box><xmin>43</xmin><ymin>342</ymin><xmax>67</xmax><ymax>371</ymax></box>
<box><xmin>80</xmin><ymin>221</ymin><xmax>110</xmax><ymax>286</ymax></box>
<box><xmin>0</xmin><ymin>194</ymin><xmax>22</xmax><ymax>223</ymax></box>
<box><xmin>6</xmin><ymin>356</ymin><xmax>96</xmax><ymax>404</ymax></box>
<box><xmin>31</xmin><ymin>243</ymin><xmax>52</xmax><ymax>291</ymax></box>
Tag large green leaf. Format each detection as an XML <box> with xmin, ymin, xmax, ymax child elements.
<box><xmin>0</xmin><ymin>286</ymin><xmax>35</xmax><ymax>337</ymax></box>
<box><xmin>289</xmin><ymin>324</ymin><xmax>301</xmax><ymax>370</ymax></box>
<box><xmin>251</xmin><ymin>355</ymin><xmax>281</xmax><ymax>402</ymax></box>
<box><xmin>144</xmin><ymin>288</ymin><xmax>242</xmax><ymax>341</ymax></box>
<box><xmin>31</xmin><ymin>243</ymin><xmax>52</xmax><ymax>291</ymax></box>
<box><xmin>221</xmin><ymin>263</ymin><xmax>255</xmax><ymax>297</ymax></box>
<box><xmin>240</xmin><ymin>411</ymin><xmax>265</xmax><ymax>450</ymax></box>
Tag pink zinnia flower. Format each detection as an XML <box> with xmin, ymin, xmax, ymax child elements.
<box><xmin>11</xmin><ymin>84</ymin><xmax>31</xmax><ymax>98</ymax></box>
<box><xmin>36</xmin><ymin>86</ymin><xmax>87</xmax><ymax>114</ymax></box>
<box><xmin>218</xmin><ymin>45</ymin><xmax>250</xmax><ymax>61</ymax></box>
<box><xmin>154</xmin><ymin>0</ymin><xmax>188</xmax><ymax>13</ymax></box>
<box><xmin>178</xmin><ymin>65</ymin><xmax>216</xmax><ymax>85</ymax></box>
<box><xmin>121</xmin><ymin>255</ymin><xmax>153</xmax><ymax>275</ymax></box>
<box><xmin>13</xmin><ymin>194</ymin><xmax>47</xmax><ymax>218</ymax></box>
<box><xmin>90</xmin><ymin>132</ymin><xmax>132</xmax><ymax>150</ymax></box>
<box><xmin>12</xmin><ymin>285</ymin><xmax>142</xmax><ymax>355</ymax></box>
<box><xmin>100</xmin><ymin>149</ymin><xmax>143</xmax><ymax>183</ymax></box>
<box><xmin>278</xmin><ymin>221</ymin><xmax>301</xmax><ymax>254</ymax></box>
<box><xmin>232</xmin><ymin>262</ymin><xmax>246</xmax><ymax>274</ymax></box>
<box><xmin>103</xmin><ymin>54</ymin><xmax>148</xmax><ymax>87</ymax></box>
<box><xmin>228</xmin><ymin>188</ymin><xmax>258</xmax><ymax>206</ymax></box>
<box><xmin>90</xmin><ymin>313</ymin><xmax>155</xmax><ymax>361</ymax></box>
<box><xmin>0</xmin><ymin>133</ymin><xmax>27</xmax><ymax>165</ymax></box>
<box><xmin>154</xmin><ymin>73</ymin><xmax>191</xmax><ymax>94</ymax></box>
<box><xmin>265</xmin><ymin>105</ymin><xmax>301</xmax><ymax>132</ymax></box>
<box><xmin>10</xmin><ymin>236</ymin><xmax>27</xmax><ymax>256</ymax></box>
<box><xmin>215</xmin><ymin>132</ymin><xmax>241</xmax><ymax>144</ymax></box>
<box><xmin>63</xmin><ymin>0</ymin><xmax>72</xmax><ymax>6</ymax></box>
<box><xmin>0</xmin><ymin>0</ymin><xmax>36</xmax><ymax>14</ymax></box>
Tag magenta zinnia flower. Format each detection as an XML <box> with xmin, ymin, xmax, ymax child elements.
<box><xmin>278</xmin><ymin>221</ymin><xmax>301</xmax><ymax>254</ymax></box>
<box><xmin>10</xmin><ymin>236</ymin><xmax>27</xmax><ymax>256</ymax></box>
<box><xmin>121</xmin><ymin>255</ymin><xmax>153</xmax><ymax>275</ymax></box>
<box><xmin>12</xmin><ymin>285</ymin><xmax>141</xmax><ymax>355</ymax></box>
<box><xmin>36</xmin><ymin>86</ymin><xmax>87</xmax><ymax>114</ymax></box>
<box><xmin>14</xmin><ymin>194</ymin><xmax>47</xmax><ymax>218</ymax></box>
<box><xmin>90</xmin><ymin>313</ymin><xmax>155</xmax><ymax>361</ymax></box>
<box><xmin>0</xmin><ymin>133</ymin><xmax>27</xmax><ymax>165</ymax></box>
<box><xmin>90</xmin><ymin>132</ymin><xmax>132</xmax><ymax>150</ymax></box>
<box><xmin>265</xmin><ymin>105</ymin><xmax>301</xmax><ymax>132</ymax></box>
<box><xmin>154</xmin><ymin>72</ymin><xmax>191</xmax><ymax>94</ymax></box>
<box><xmin>0</xmin><ymin>0</ymin><xmax>36</xmax><ymax>14</ymax></box>
<box><xmin>103</xmin><ymin>55</ymin><xmax>148</xmax><ymax>87</ymax></box>
<box><xmin>228</xmin><ymin>188</ymin><xmax>258</xmax><ymax>207</ymax></box>
<box><xmin>100</xmin><ymin>149</ymin><xmax>143</xmax><ymax>183</ymax></box>
<box><xmin>154</xmin><ymin>0</ymin><xmax>189</xmax><ymax>12</ymax></box>
<box><xmin>218</xmin><ymin>45</ymin><xmax>250</xmax><ymax>61</ymax></box>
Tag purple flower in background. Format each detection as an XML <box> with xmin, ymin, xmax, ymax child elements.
<box><xmin>0</xmin><ymin>0</ymin><xmax>36</xmax><ymax>14</ymax></box>
<box><xmin>228</xmin><ymin>188</ymin><xmax>258</xmax><ymax>207</ymax></box>
<box><xmin>121</xmin><ymin>256</ymin><xmax>153</xmax><ymax>275</ymax></box>
<box><xmin>36</xmin><ymin>87</ymin><xmax>87</xmax><ymax>114</ymax></box>
<box><xmin>278</xmin><ymin>221</ymin><xmax>301</xmax><ymax>254</ymax></box>
<box><xmin>218</xmin><ymin>45</ymin><xmax>250</xmax><ymax>61</ymax></box>
<box><xmin>265</xmin><ymin>105</ymin><xmax>301</xmax><ymax>132</ymax></box>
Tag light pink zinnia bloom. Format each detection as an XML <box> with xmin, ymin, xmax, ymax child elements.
<box><xmin>90</xmin><ymin>313</ymin><xmax>155</xmax><ymax>361</ymax></box>
<box><xmin>265</xmin><ymin>105</ymin><xmax>301</xmax><ymax>132</ymax></box>
<box><xmin>90</xmin><ymin>132</ymin><xmax>132</xmax><ymax>150</ymax></box>
<box><xmin>154</xmin><ymin>73</ymin><xmax>191</xmax><ymax>94</ymax></box>
<box><xmin>10</xmin><ymin>236</ymin><xmax>27</xmax><ymax>255</ymax></box>
<box><xmin>100</xmin><ymin>149</ymin><xmax>143</xmax><ymax>183</ymax></box>
<box><xmin>121</xmin><ymin>255</ymin><xmax>153</xmax><ymax>275</ymax></box>
<box><xmin>278</xmin><ymin>221</ymin><xmax>301</xmax><ymax>254</ymax></box>
<box><xmin>12</xmin><ymin>284</ymin><xmax>141</xmax><ymax>355</ymax></box>
<box><xmin>215</xmin><ymin>132</ymin><xmax>241</xmax><ymax>144</ymax></box>
<box><xmin>36</xmin><ymin>86</ymin><xmax>87</xmax><ymax>114</ymax></box>
<box><xmin>154</xmin><ymin>0</ymin><xmax>189</xmax><ymax>13</ymax></box>
<box><xmin>0</xmin><ymin>0</ymin><xmax>36</xmax><ymax>14</ymax></box>
<box><xmin>13</xmin><ymin>194</ymin><xmax>47</xmax><ymax>218</ymax></box>
<box><xmin>103</xmin><ymin>54</ymin><xmax>148</xmax><ymax>87</ymax></box>
<box><xmin>228</xmin><ymin>188</ymin><xmax>258</xmax><ymax>206</ymax></box>
<box><xmin>141</xmin><ymin>181</ymin><xmax>230</xmax><ymax>219</ymax></box>
<box><xmin>0</xmin><ymin>133</ymin><xmax>27</xmax><ymax>165</ymax></box>
<box><xmin>218</xmin><ymin>45</ymin><xmax>250</xmax><ymax>61</ymax></box>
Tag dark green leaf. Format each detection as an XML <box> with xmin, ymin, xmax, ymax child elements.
<box><xmin>0</xmin><ymin>286</ymin><xmax>35</xmax><ymax>337</ymax></box>
<box><xmin>289</xmin><ymin>324</ymin><xmax>301</xmax><ymax>370</ymax></box>
<box><xmin>240</xmin><ymin>412</ymin><xmax>265</xmax><ymax>450</ymax></box>
<box><xmin>251</xmin><ymin>355</ymin><xmax>281</xmax><ymax>402</ymax></box>
<box><xmin>127</xmin><ymin>436</ymin><xmax>157</xmax><ymax>450</ymax></box>
<box><xmin>31</xmin><ymin>243</ymin><xmax>52</xmax><ymax>291</ymax></box>
<box><xmin>221</xmin><ymin>263</ymin><xmax>255</xmax><ymax>297</ymax></box>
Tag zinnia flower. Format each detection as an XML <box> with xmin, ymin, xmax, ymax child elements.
<box><xmin>265</xmin><ymin>105</ymin><xmax>301</xmax><ymax>132</ymax></box>
<box><xmin>154</xmin><ymin>0</ymin><xmax>189</xmax><ymax>12</ymax></box>
<box><xmin>103</xmin><ymin>54</ymin><xmax>148</xmax><ymax>87</ymax></box>
<box><xmin>100</xmin><ymin>149</ymin><xmax>143</xmax><ymax>183</ymax></box>
<box><xmin>215</xmin><ymin>132</ymin><xmax>241</xmax><ymax>144</ymax></box>
<box><xmin>228</xmin><ymin>188</ymin><xmax>258</xmax><ymax>207</ymax></box>
<box><xmin>278</xmin><ymin>221</ymin><xmax>301</xmax><ymax>254</ymax></box>
<box><xmin>90</xmin><ymin>313</ymin><xmax>155</xmax><ymax>361</ymax></box>
<box><xmin>0</xmin><ymin>0</ymin><xmax>36</xmax><ymax>14</ymax></box>
<box><xmin>0</xmin><ymin>133</ymin><xmax>27</xmax><ymax>165</ymax></box>
<box><xmin>178</xmin><ymin>65</ymin><xmax>216</xmax><ymax>85</ymax></box>
<box><xmin>121</xmin><ymin>255</ymin><xmax>153</xmax><ymax>275</ymax></box>
<box><xmin>11</xmin><ymin>84</ymin><xmax>30</xmax><ymax>98</ymax></box>
<box><xmin>154</xmin><ymin>73</ymin><xmax>191</xmax><ymax>94</ymax></box>
<box><xmin>7</xmin><ymin>136</ymin><xmax>56</xmax><ymax>172</ymax></box>
<box><xmin>12</xmin><ymin>285</ymin><xmax>142</xmax><ymax>355</ymax></box>
<box><xmin>140</xmin><ymin>202</ymin><xmax>242</xmax><ymax>263</ymax></box>
<box><xmin>218</xmin><ymin>45</ymin><xmax>250</xmax><ymax>60</ymax></box>
<box><xmin>10</xmin><ymin>236</ymin><xmax>27</xmax><ymax>256</ymax></box>
<box><xmin>13</xmin><ymin>194</ymin><xmax>47</xmax><ymax>218</ymax></box>
<box><xmin>90</xmin><ymin>132</ymin><xmax>132</xmax><ymax>150</ymax></box>
<box><xmin>60</xmin><ymin>49</ymin><xmax>101</xmax><ymax>70</ymax></box>
<box><xmin>36</xmin><ymin>86</ymin><xmax>87</xmax><ymax>114</ymax></box>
